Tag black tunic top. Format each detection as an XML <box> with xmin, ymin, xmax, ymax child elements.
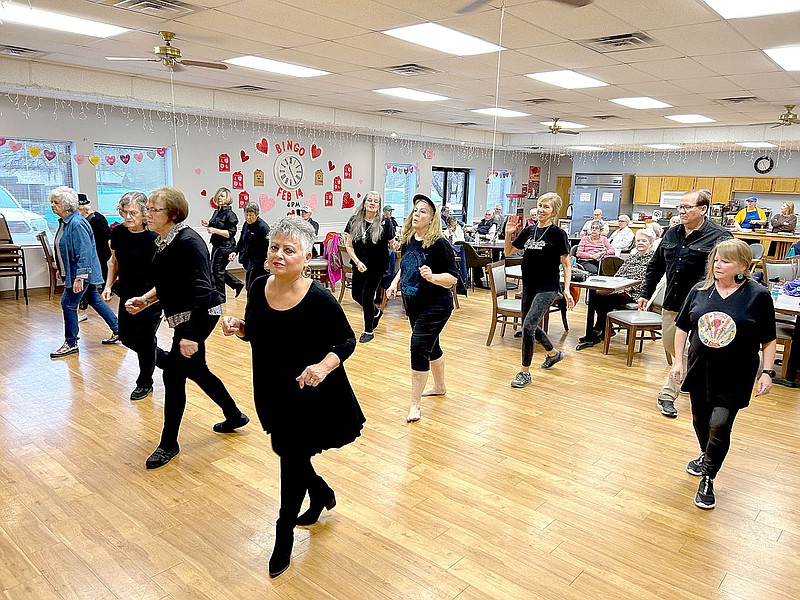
<box><xmin>110</xmin><ymin>225</ymin><xmax>158</xmax><ymax>300</ymax></box>
<box><xmin>208</xmin><ymin>205</ymin><xmax>238</xmax><ymax>248</ymax></box>
<box><xmin>242</xmin><ymin>278</ymin><xmax>365</xmax><ymax>456</ymax></box>
<box><xmin>675</xmin><ymin>280</ymin><xmax>776</xmax><ymax>409</ymax></box>
<box><xmin>345</xmin><ymin>215</ymin><xmax>393</xmax><ymax>274</ymax></box>
<box><xmin>235</xmin><ymin>217</ymin><xmax>270</xmax><ymax>267</ymax></box>
<box><xmin>512</xmin><ymin>224</ymin><xmax>570</xmax><ymax>294</ymax></box>
<box><xmin>86</xmin><ymin>211</ymin><xmax>111</xmax><ymax>263</ymax></box>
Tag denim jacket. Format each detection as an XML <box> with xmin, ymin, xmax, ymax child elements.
<box><xmin>56</xmin><ymin>211</ymin><xmax>105</xmax><ymax>287</ymax></box>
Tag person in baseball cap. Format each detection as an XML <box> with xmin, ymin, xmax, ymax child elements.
<box><xmin>299</xmin><ymin>205</ymin><xmax>319</xmax><ymax>237</ymax></box>
<box><xmin>734</xmin><ymin>196</ymin><xmax>766</xmax><ymax>230</ymax></box>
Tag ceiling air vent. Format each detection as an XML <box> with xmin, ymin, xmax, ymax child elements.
<box><xmin>454</xmin><ymin>122</ymin><xmax>478</xmax><ymax>127</ymax></box>
<box><xmin>0</xmin><ymin>44</ymin><xmax>45</xmax><ymax>58</ymax></box>
<box><xmin>381</xmin><ymin>63</ymin><xmax>442</xmax><ymax>77</ymax></box>
<box><xmin>523</xmin><ymin>98</ymin><xmax>553</xmax><ymax>105</ymax></box>
<box><xmin>87</xmin><ymin>0</ymin><xmax>199</xmax><ymax>18</ymax></box>
<box><xmin>592</xmin><ymin>114</ymin><xmax>618</xmax><ymax>120</ymax></box>
<box><xmin>229</xmin><ymin>85</ymin><xmax>273</xmax><ymax>93</ymax></box>
<box><xmin>580</xmin><ymin>32</ymin><xmax>660</xmax><ymax>53</ymax></box>
<box><xmin>717</xmin><ymin>96</ymin><xmax>761</xmax><ymax>104</ymax></box>
<box><xmin>377</xmin><ymin>109</ymin><xmax>404</xmax><ymax>115</ymax></box>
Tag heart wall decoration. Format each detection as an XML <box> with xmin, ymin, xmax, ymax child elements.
<box><xmin>0</xmin><ymin>138</ymin><xmax>6</xmax><ymax>146</ymax></box>
<box><xmin>156</xmin><ymin>147</ymin><xmax>167</xmax><ymax>157</ymax></box>
<box><xmin>88</xmin><ymin>155</ymin><xmax>100</xmax><ymax>166</ymax></box>
<box><xmin>29</xmin><ymin>147</ymin><xmax>42</xmax><ymax>158</ymax></box>
<box><xmin>255</xmin><ymin>138</ymin><xmax>269</xmax><ymax>156</ymax></box>
<box><xmin>328</xmin><ymin>160</ymin><xmax>335</xmax><ymax>172</ymax></box>
<box><xmin>120</xmin><ymin>154</ymin><xmax>130</xmax><ymax>164</ymax></box>
<box><xmin>73</xmin><ymin>154</ymin><xmax>85</xmax><ymax>165</ymax></box>
<box><xmin>133</xmin><ymin>153</ymin><xmax>144</xmax><ymax>162</ymax></box>
<box><xmin>259</xmin><ymin>194</ymin><xmax>276</xmax><ymax>213</ymax></box>
<box><xmin>342</xmin><ymin>192</ymin><xmax>354</xmax><ymax>209</ymax></box>
<box><xmin>8</xmin><ymin>141</ymin><xmax>22</xmax><ymax>152</ymax></box>
<box><xmin>311</xmin><ymin>144</ymin><xmax>322</xmax><ymax>160</ymax></box>
<box><xmin>44</xmin><ymin>150</ymin><xmax>56</xmax><ymax>161</ymax></box>
<box><xmin>240</xmin><ymin>150</ymin><xmax>250</xmax><ymax>162</ymax></box>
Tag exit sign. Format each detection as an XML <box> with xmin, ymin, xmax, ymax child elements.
<box><xmin>423</xmin><ymin>149</ymin><xmax>434</xmax><ymax>159</ymax></box>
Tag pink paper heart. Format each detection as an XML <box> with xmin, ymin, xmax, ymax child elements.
<box><xmin>133</xmin><ymin>153</ymin><xmax>144</xmax><ymax>162</ymax></box>
<box><xmin>120</xmin><ymin>154</ymin><xmax>130</xmax><ymax>164</ymax></box>
<box><xmin>0</xmin><ymin>137</ymin><xmax>6</xmax><ymax>146</ymax></box>
<box><xmin>105</xmin><ymin>155</ymin><xmax>116</xmax><ymax>166</ymax></box>
<box><xmin>43</xmin><ymin>150</ymin><xmax>56</xmax><ymax>161</ymax></box>
<box><xmin>73</xmin><ymin>154</ymin><xmax>85</xmax><ymax>165</ymax></box>
<box><xmin>259</xmin><ymin>194</ymin><xmax>276</xmax><ymax>213</ymax></box>
<box><xmin>194</xmin><ymin>168</ymin><xmax>202</xmax><ymax>175</ymax></box>
<box><xmin>156</xmin><ymin>147</ymin><xmax>167</xmax><ymax>157</ymax></box>
<box><xmin>306</xmin><ymin>194</ymin><xmax>318</xmax><ymax>212</ymax></box>
<box><xmin>8</xmin><ymin>141</ymin><xmax>22</xmax><ymax>152</ymax></box>
<box><xmin>358</xmin><ymin>179</ymin><xmax>364</xmax><ymax>185</ymax></box>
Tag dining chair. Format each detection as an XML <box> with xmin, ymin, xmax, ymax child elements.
<box><xmin>486</xmin><ymin>260</ymin><xmax>521</xmax><ymax>346</ymax></box>
<box><xmin>36</xmin><ymin>230</ymin><xmax>62</xmax><ymax>300</ymax></box>
<box><xmin>0</xmin><ymin>214</ymin><xmax>29</xmax><ymax>305</ymax></box>
<box><xmin>603</xmin><ymin>281</ymin><xmax>669</xmax><ymax>367</ymax></box>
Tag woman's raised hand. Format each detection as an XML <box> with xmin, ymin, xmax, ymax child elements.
<box><xmin>505</xmin><ymin>214</ymin><xmax>519</xmax><ymax>237</ymax></box>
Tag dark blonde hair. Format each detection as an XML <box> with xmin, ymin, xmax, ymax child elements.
<box><xmin>150</xmin><ymin>186</ymin><xmax>189</xmax><ymax>223</ymax></box>
<box><xmin>538</xmin><ymin>192</ymin><xmax>563</xmax><ymax>220</ymax></box>
<box><xmin>700</xmin><ymin>239</ymin><xmax>752</xmax><ymax>290</ymax></box>
<box><xmin>213</xmin><ymin>187</ymin><xmax>233</xmax><ymax>206</ymax></box>
<box><xmin>400</xmin><ymin>195</ymin><xmax>443</xmax><ymax>248</ymax></box>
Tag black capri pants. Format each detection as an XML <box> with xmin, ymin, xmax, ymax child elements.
<box><xmin>405</xmin><ymin>295</ymin><xmax>453</xmax><ymax>372</ymax></box>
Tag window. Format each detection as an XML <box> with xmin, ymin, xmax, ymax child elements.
<box><xmin>487</xmin><ymin>170</ymin><xmax>513</xmax><ymax>214</ymax></box>
<box><xmin>383</xmin><ymin>162</ymin><xmax>417</xmax><ymax>221</ymax></box>
<box><xmin>0</xmin><ymin>137</ymin><xmax>74</xmax><ymax>245</ymax></box>
<box><xmin>432</xmin><ymin>167</ymin><xmax>470</xmax><ymax>222</ymax></box>
<box><xmin>94</xmin><ymin>144</ymin><xmax>171</xmax><ymax>223</ymax></box>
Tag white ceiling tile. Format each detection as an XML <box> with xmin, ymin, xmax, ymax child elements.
<box><xmin>671</xmin><ymin>77</ymin><xmax>746</xmax><ymax>95</ymax></box>
<box><xmin>652</xmin><ymin>21</ymin><xmax>754</xmax><ymax>57</ymax></box>
<box><xmin>177</xmin><ymin>9</ymin><xmax>325</xmax><ymax>47</ymax></box>
<box><xmin>697</xmin><ymin>51</ymin><xmax>782</xmax><ymax>77</ymax></box>
<box><xmin>518</xmin><ymin>42</ymin><xmax>617</xmax><ymax>69</ymax></box>
<box><xmin>727</xmin><ymin>72</ymin><xmax>799</xmax><ymax>91</ymax></box>
<box><xmin>505</xmin><ymin>2</ymin><xmax>634</xmax><ymax>41</ymax></box>
<box><xmin>631</xmin><ymin>58</ymin><xmax>717</xmax><ymax>81</ymax></box>
<box><xmin>728</xmin><ymin>13</ymin><xmax>800</xmax><ymax>49</ymax></box>
<box><xmin>592</xmin><ymin>0</ymin><xmax>720</xmax><ymax>30</ymax></box>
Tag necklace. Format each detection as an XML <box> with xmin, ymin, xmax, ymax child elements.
<box><xmin>533</xmin><ymin>223</ymin><xmax>551</xmax><ymax>243</ymax></box>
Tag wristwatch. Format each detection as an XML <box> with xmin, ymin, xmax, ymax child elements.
<box><xmin>762</xmin><ymin>369</ymin><xmax>776</xmax><ymax>378</ymax></box>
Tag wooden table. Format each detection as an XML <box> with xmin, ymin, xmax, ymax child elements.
<box><xmin>733</xmin><ymin>230</ymin><xmax>800</xmax><ymax>260</ymax></box>
<box><xmin>774</xmin><ymin>294</ymin><xmax>800</xmax><ymax>386</ymax></box>
<box><xmin>474</xmin><ymin>241</ymin><xmax>506</xmax><ymax>262</ymax></box>
<box><xmin>571</xmin><ymin>276</ymin><xmax>642</xmax><ymax>335</ymax></box>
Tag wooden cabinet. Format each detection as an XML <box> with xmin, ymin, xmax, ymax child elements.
<box><xmin>695</xmin><ymin>177</ymin><xmax>714</xmax><ymax>192</ymax></box>
<box><xmin>732</xmin><ymin>177</ymin><xmax>753</xmax><ymax>191</ymax></box>
<box><xmin>711</xmin><ymin>177</ymin><xmax>732</xmax><ymax>204</ymax></box>
<box><xmin>752</xmin><ymin>178</ymin><xmax>772</xmax><ymax>192</ymax></box>
<box><xmin>661</xmin><ymin>176</ymin><xmax>680</xmax><ymax>191</ymax></box>
<box><xmin>645</xmin><ymin>177</ymin><xmax>661</xmax><ymax>204</ymax></box>
<box><xmin>633</xmin><ymin>176</ymin><xmax>663</xmax><ymax>205</ymax></box>
<box><xmin>633</xmin><ymin>176</ymin><xmax>648</xmax><ymax>204</ymax></box>
<box><xmin>771</xmin><ymin>178</ymin><xmax>797</xmax><ymax>193</ymax></box>
<box><xmin>678</xmin><ymin>176</ymin><xmax>695</xmax><ymax>192</ymax></box>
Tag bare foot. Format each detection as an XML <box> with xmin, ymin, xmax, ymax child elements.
<box><xmin>421</xmin><ymin>387</ymin><xmax>446</xmax><ymax>397</ymax></box>
<box><xmin>406</xmin><ymin>404</ymin><xmax>421</xmax><ymax>422</ymax></box>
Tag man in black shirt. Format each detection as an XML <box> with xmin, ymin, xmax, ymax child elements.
<box><xmin>638</xmin><ymin>189</ymin><xmax>732</xmax><ymax>418</ymax></box>
<box><xmin>383</xmin><ymin>205</ymin><xmax>399</xmax><ymax>238</ymax></box>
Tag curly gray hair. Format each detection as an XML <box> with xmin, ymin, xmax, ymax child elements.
<box><xmin>270</xmin><ymin>215</ymin><xmax>316</xmax><ymax>255</ymax></box>
<box><xmin>243</xmin><ymin>202</ymin><xmax>260</xmax><ymax>216</ymax></box>
<box><xmin>117</xmin><ymin>191</ymin><xmax>148</xmax><ymax>216</ymax></box>
<box><xmin>49</xmin><ymin>186</ymin><xmax>79</xmax><ymax>213</ymax></box>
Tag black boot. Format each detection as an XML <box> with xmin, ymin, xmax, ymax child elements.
<box><xmin>268</xmin><ymin>519</ymin><xmax>294</xmax><ymax>578</ymax></box>
<box><xmin>296</xmin><ymin>488</ymin><xmax>336</xmax><ymax>526</ymax></box>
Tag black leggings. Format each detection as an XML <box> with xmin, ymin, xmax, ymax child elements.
<box><xmin>210</xmin><ymin>245</ymin><xmax>243</xmax><ymax>301</ymax></box>
<box><xmin>406</xmin><ymin>297</ymin><xmax>453</xmax><ymax>372</ymax></box>
<box><xmin>690</xmin><ymin>391</ymin><xmax>740</xmax><ymax>479</ymax></box>
<box><xmin>245</xmin><ymin>261</ymin><xmax>267</xmax><ymax>292</ymax></box>
<box><xmin>118</xmin><ymin>302</ymin><xmax>161</xmax><ymax>388</ymax></box>
<box><xmin>351</xmin><ymin>271</ymin><xmax>383</xmax><ymax>333</ymax></box>
<box><xmin>157</xmin><ymin>315</ymin><xmax>242</xmax><ymax>449</ymax></box>
<box><xmin>521</xmin><ymin>289</ymin><xmax>557</xmax><ymax>367</ymax></box>
<box><xmin>277</xmin><ymin>453</ymin><xmax>331</xmax><ymax>527</ymax></box>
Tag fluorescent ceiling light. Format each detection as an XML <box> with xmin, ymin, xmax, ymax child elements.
<box><xmin>0</xmin><ymin>3</ymin><xmax>129</xmax><ymax>37</ymax></box>
<box><xmin>665</xmin><ymin>114</ymin><xmax>716</xmax><ymax>123</ymax></box>
<box><xmin>736</xmin><ymin>142</ymin><xmax>777</xmax><ymax>148</ymax></box>
<box><xmin>644</xmin><ymin>144</ymin><xmax>685</xmax><ymax>150</ymax></box>
<box><xmin>610</xmin><ymin>97</ymin><xmax>672</xmax><ymax>109</ymax></box>
<box><xmin>702</xmin><ymin>0</ymin><xmax>800</xmax><ymax>19</ymax></box>
<box><xmin>223</xmin><ymin>56</ymin><xmax>329</xmax><ymax>78</ymax></box>
<box><xmin>568</xmin><ymin>146</ymin><xmax>606</xmax><ymax>151</ymax></box>
<box><xmin>540</xmin><ymin>120</ymin><xmax>587</xmax><ymax>129</ymax></box>
<box><xmin>374</xmin><ymin>88</ymin><xmax>450</xmax><ymax>102</ymax></box>
<box><xmin>764</xmin><ymin>46</ymin><xmax>800</xmax><ymax>71</ymax></box>
<box><xmin>526</xmin><ymin>70</ymin><xmax>607</xmax><ymax>89</ymax></box>
<box><xmin>472</xmin><ymin>108</ymin><xmax>529</xmax><ymax>117</ymax></box>
<box><xmin>382</xmin><ymin>23</ymin><xmax>503</xmax><ymax>56</ymax></box>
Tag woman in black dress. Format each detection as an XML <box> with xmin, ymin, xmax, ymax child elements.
<box><xmin>222</xmin><ymin>216</ymin><xmax>365</xmax><ymax>578</ymax></box>
<box><xmin>344</xmin><ymin>191</ymin><xmax>396</xmax><ymax>343</ymax></box>
<box><xmin>201</xmin><ymin>187</ymin><xmax>243</xmax><ymax>301</ymax></box>
<box><xmin>503</xmin><ymin>192</ymin><xmax>575</xmax><ymax>389</ymax></box>
<box><xmin>101</xmin><ymin>192</ymin><xmax>161</xmax><ymax>401</ymax></box>
<box><xmin>387</xmin><ymin>194</ymin><xmax>459</xmax><ymax>423</ymax></box>
<box><xmin>125</xmin><ymin>187</ymin><xmax>249</xmax><ymax>470</ymax></box>
<box><xmin>671</xmin><ymin>239</ymin><xmax>776</xmax><ymax>509</ymax></box>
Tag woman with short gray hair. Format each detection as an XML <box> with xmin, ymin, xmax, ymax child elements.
<box><xmin>608</xmin><ymin>214</ymin><xmax>635</xmax><ymax>253</ymax></box>
<box><xmin>230</xmin><ymin>201</ymin><xmax>270</xmax><ymax>292</ymax></box>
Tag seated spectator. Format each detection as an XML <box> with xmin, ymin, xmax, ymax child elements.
<box><xmin>443</xmin><ymin>216</ymin><xmax>465</xmax><ymax>244</ymax></box>
<box><xmin>526</xmin><ymin>208</ymin><xmax>537</xmax><ymax>227</ymax></box>
<box><xmin>579</xmin><ymin>208</ymin><xmax>610</xmax><ymax>236</ymax></box>
<box><xmin>787</xmin><ymin>239</ymin><xmax>800</xmax><ymax>258</ymax></box>
<box><xmin>648</xmin><ymin>222</ymin><xmax>664</xmax><ymax>250</ymax></box>
<box><xmin>608</xmin><ymin>214</ymin><xmax>635</xmax><ymax>253</ymax></box>
<box><xmin>577</xmin><ymin>229</ymin><xmax>656</xmax><ymax>348</ymax></box>
<box><xmin>669</xmin><ymin>215</ymin><xmax>681</xmax><ymax>228</ymax></box>
<box><xmin>576</xmin><ymin>220</ymin><xmax>615</xmax><ymax>274</ymax></box>
<box><xmin>475</xmin><ymin>209</ymin><xmax>497</xmax><ymax>242</ymax></box>
<box><xmin>772</xmin><ymin>202</ymin><xmax>797</xmax><ymax>233</ymax></box>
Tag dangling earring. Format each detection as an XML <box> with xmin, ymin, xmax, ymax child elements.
<box><xmin>303</xmin><ymin>265</ymin><xmax>311</xmax><ymax>278</ymax></box>
<box><xmin>734</xmin><ymin>272</ymin><xmax>746</xmax><ymax>283</ymax></box>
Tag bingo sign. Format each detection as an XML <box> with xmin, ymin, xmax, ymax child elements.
<box><xmin>272</xmin><ymin>139</ymin><xmax>309</xmax><ymax>211</ymax></box>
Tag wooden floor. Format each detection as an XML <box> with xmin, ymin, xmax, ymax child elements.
<box><xmin>1</xmin><ymin>282</ymin><xmax>799</xmax><ymax>599</ymax></box>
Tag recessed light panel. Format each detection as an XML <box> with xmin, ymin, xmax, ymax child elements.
<box><xmin>223</xmin><ymin>56</ymin><xmax>329</xmax><ymax>78</ymax></box>
<box><xmin>644</xmin><ymin>144</ymin><xmax>685</xmax><ymax>149</ymax></box>
<box><xmin>525</xmin><ymin>70</ymin><xmax>607</xmax><ymax>89</ymax></box>
<box><xmin>0</xmin><ymin>4</ymin><xmax>129</xmax><ymax>37</ymax></box>
<box><xmin>736</xmin><ymin>142</ymin><xmax>778</xmax><ymax>148</ymax></box>
<box><xmin>665</xmin><ymin>114</ymin><xmax>716</xmax><ymax>123</ymax></box>
<box><xmin>382</xmin><ymin>23</ymin><xmax>503</xmax><ymax>56</ymax></box>
<box><xmin>472</xmin><ymin>108</ymin><xmax>529</xmax><ymax>117</ymax></box>
<box><xmin>540</xmin><ymin>121</ymin><xmax>587</xmax><ymax>128</ymax></box>
<box><xmin>610</xmin><ymin>97</ymin><xmax>672</xmax><ymax>109</ymax></box>
<box><xmin>568</xmin><ymin>146</ymin><xmax>606</xmax><ymax>151</ymax></box>
<box><xmin>702</xmin><ymin>0</ymin><xmax>800</xmax><ymax>19</ymax></box>
<box><xmin>374</xmin><ymin>88</ymin><xmax>450</xmax><ymax>102</ymax></box>
<box><xmin>764</xmin><ymin>46</ymin><xmax>800</xmax><ymax>71</ymax></box>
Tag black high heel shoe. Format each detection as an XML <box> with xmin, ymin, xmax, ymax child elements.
<box><xmin>296</xmin><ymin>490</ymin><xmax>336</xmax><ymax>526</ymax></box>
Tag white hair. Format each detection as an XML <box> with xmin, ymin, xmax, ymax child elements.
<box><xmin>270</xmin><ymin>216</ymin><xmax>316</xmax><ymax>255</ymax></box>
<box><xmin>49</xmin><ymin>186</ymin><xmax>79</xmax><ymax>212</ymax></box>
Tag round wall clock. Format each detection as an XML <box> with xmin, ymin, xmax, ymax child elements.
<box><xmin>754</xmin><ymin>155</ymin><xmax>774</xmax><ymax>174</ymax></box>
<box><xmin>274</xmin><ymin>152</ymin><xmax>304</xmax><ymax>190</ymax></box>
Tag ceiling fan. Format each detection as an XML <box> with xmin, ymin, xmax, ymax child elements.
<box><xmin>547</xmin><ymin>118</ymin><xmax>580</xmax><ymax>135</ymax></box>
<box><xmin>105</xmin><ymin>31</ymin><xmax>228</xmax><ymax>72</ymax></box>
<box><xmin>750</xmin><ymin>104</ymin><xmax>800</xmax><ymax>128</ymax></box>
<box><xmin>458</xmin><ymin>0</ymin><xmax>591</xmax><ymax>12</ymax></box>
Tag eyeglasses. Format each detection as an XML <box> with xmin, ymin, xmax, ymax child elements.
<box><xmin>121</xmin><ymin>210</ymin><xmax>142</xmax><ymax>217</ymax></box>
<box><xmin>145</xmin><ymin>207</ymin><xmax>167</xmax><ymax>213</ymax></box>
<box><xmin>677</xmin><ymin>204</ymin><xmax>699</xmax><ymax>212</ymax></box>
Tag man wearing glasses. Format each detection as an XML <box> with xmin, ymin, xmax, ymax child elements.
<box><xmin>638</xmin><ymin>190</ymin><xmax>731</xmax><ymax>418</ymax></box>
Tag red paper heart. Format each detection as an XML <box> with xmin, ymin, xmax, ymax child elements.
<box><xmin>311</xmin><ymin>144</ymin><xmax>322</xmax><ymax>159</ymax></box>
<box><xmin>240</xmin><ymin>150</ymin><xmax>250</xmax><ymax>162</ymax></box>
<box><xmin>210</xmin><ymin>198</ymin><xmax>218</xmax><ymax>209</ymax></box>
<box><xmin>328</xmin><ymin>160</ymin><xmax>335</xmax><ymax>171</ymax></box>
<box><xmin>120</xmin><ymin>154</ymin><xmax>130</xmax><ymax>164</ymax></box>
<box><xmin>133</xmin><ymin>153</ymin><xmax>144</xmax><ymax>162</ymax></box>
<box><xmin>357</xmin><ymin>193</ymin><xmax>361</xmax><ymax>199</ymax></box>
<box><xmin>156</xmin><ymin>147</ymin><xmax>167</xmax><ymax>157</ymax></box>
<box><xmin>105</xmin><ymin>155</ymin><xmax>116</xmax><ymax>166</ymax></box>
<box><xmin>0</xmin><ymin>138</ymin><xmax>6</xmax><ymax>146</ymax></box>
<box><xmin>255</xmin><ymin>138</ymin><xmax>269</xmax><ymax>156</ymax></box>
<box><xmin>43</xmin><ymin>150</ymin><xmax>56</xmax><ymax>161</ymax></box>
<box><xmin>392</xmin><ymin>166</ymin><xmax>397</xmax><ymax>173</ymax></box>
<box><xmin>200</xmin><ymin>189</ymin><xmax>207</xmax><ymax>196</ymax></box>
<box><xmin>342</xmin><ymin>191</ymin><xmax>354</xmax><ymax>209</ymax></box>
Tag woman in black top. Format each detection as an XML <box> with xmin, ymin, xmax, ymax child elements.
<box><xmin>671</xmin><ymin>239</ymin><xmax>776</xmax><ymax>510</ymax></box>
<box><xmin>201</xmin><ymin>187</ymin><xmax>243</xmax><ymax>301</ymax></box>
<box><xmin>504</xmin><ymin>192</ymin><xmax>575</xmax><ymax>389</ymax></box>
<box><xmin>344</xmin><ymin>191</ymin><xmax>396</xmax><ymax>343</ymax></box>
<box><xmin>230</xmin><ymin>201</ymin><xmax>270</xmax><ymax>292</ymax></box>
<box><xmin>126</xmin><ymin>187</ymin><xmax>249</xmax><ymax>470</ymax></box>
<box><xmin>221</xmin><ymin>216</ymin><xmax>365</xmax><ymax>578</ymax></box>
<box><xmin>387</xmin><ymin>194</ymin><xmax>459</xmax><ymax>422</ymax></box>
<box><xmin>77</xmin><ymin>193</ymin><xmax>112</xmax><ymax>326</ymax></box>
<box><xmin>101</xmin><ymin>192</ymin><xmax>161</xmax><ymax>401</ymax></box>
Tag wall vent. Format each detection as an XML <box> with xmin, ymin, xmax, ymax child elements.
<box><xmin>592</xmin><ymin>114</ymin><xmax>619</xmax><ymax>120</ymax></box>
<box><xmin>87</xmin><ymin>0</ymin><xmax>199</xmax><ymax>18</ymax></box>
<box><xmin>0</xmin><ymin>44</ymin><xmax>45</xmax><ymax>58</ymax></box>
<box><xmin>229</xmin><ymin>85</ymin><xmax>273</xmax><ymax>93</ymax></box>
<box><xmin>381</xmin><ymin>63</ymin><xmax>441</xmax><ymax>77</ymax></box>
<box><xmin>717</xmin><ymin>96</ymin><xmax>761</xmax><ymax>104</ymax></box>
<box><xmin>377</xmin><ymin>109</ymin><xmax>404</xmax><ymax>115</ymax></box>
<box><xmin>580</xmin><ymin>32</ymin><xmax>660</xmax><ymax>53</ymax></box>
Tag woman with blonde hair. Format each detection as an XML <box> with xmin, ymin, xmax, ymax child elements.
<box><xmin>771</xmin><ymin>201</ymin><xmax>797</xmax><ymax>233</ymax></box>
<box><xmin>201</xmin><ymin>187</ymin><xmax>243</xmax><ymax>301</ymax></box>
<box><xmin>671</xmin><ymin>239</ymin><xmax>776</xmax><ymax>509</ymax></box>
<box><xmin>344</xmin><ymin>191</ymin><xmax>396</xmax><ymax>342</ymax></box>
<box><xmin>387</xmin><ymin>194</ymin><xmax>459</xmax><ymax>422</ymax></box>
